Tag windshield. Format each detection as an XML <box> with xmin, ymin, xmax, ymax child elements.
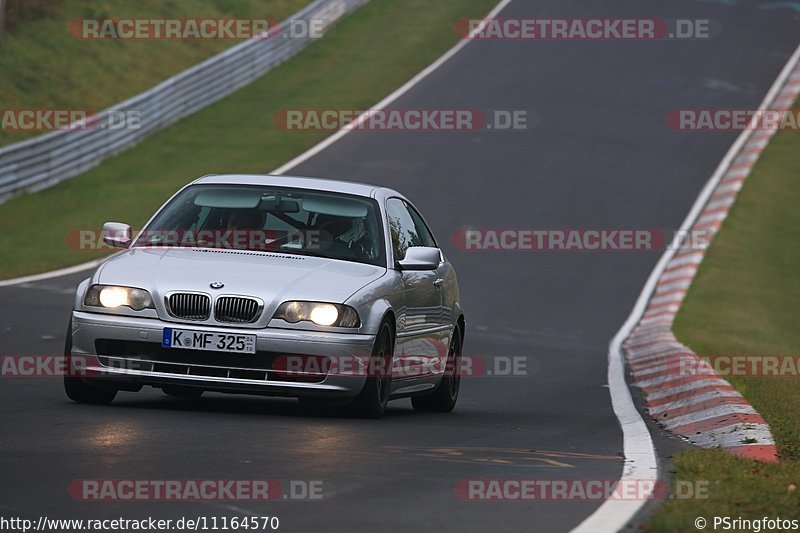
<box><xmin>136</xmin><ymin>184</ymin><xmax>386</xmax><ymax>267</ymax></box>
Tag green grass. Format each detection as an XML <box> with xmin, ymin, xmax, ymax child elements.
<box><xmin>647</xmin><ymin>110</ymin><xmax>800</xmax><ymax>531</ymax></box>
<box><xmin>0</xmin><ymin>0</ymin><xmax>310</xmax><ymax>146</ymax></box>
<box><xmin>0</xmin><ymin>0</ymin><xmax>498</xmax><ymax>279</ymax></box>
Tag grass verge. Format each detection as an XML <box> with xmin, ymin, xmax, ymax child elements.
<box><xmin>0</xmin><ymin>0</ymin><xmax>310</xmax><ymax>147</ymax></box>
<box><xmin>0</xmin><ymin>0</ymin><xmax>498</xmax><ymax>279</ymax></box>
<box><xmin>647</xmin><ymin>107</ymin><xmax>800</xmax><ymax>531</ymax></box>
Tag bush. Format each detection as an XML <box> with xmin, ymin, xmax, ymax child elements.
<box><xmin>2</xmin><ymin>0</ymin><xmax>64</xmax><ymax>33</ymax></box>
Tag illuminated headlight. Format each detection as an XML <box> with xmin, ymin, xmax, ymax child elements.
<box><xmin>84</xmin><ymin>285</ymin><xmax>154</xmax><ymax>311</ymax></box>
<box><xmin>273</xmin><ymin>301</ymin><xmax>360</xmax><ymax>328</ymax></box>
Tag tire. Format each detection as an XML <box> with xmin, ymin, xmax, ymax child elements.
<box><xmin>63</xmin><ymin>318</ymin><xmax>117</xmax><ymax>405</ymax></box>
<box><xmin>349</xmin><ymin>320</ymin><xmax>394</xmax><ymax>418</ymax></box>
<box><xmin>162</xmin><ymin>386</ymin><xmax>203</xmax><ymax>398</ymax></box>
<box><xmin>411</xmin><ymin>327</ymin><xmax>462</xmax><ymax>413</ymax></box>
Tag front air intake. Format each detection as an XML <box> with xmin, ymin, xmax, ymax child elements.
<box><xmin>214</xmin><ymin>296</ymin><xmax>261</xmax><ymax>323</ymax></box>
<box><xmin>166</xmin><ymin>292</ymin><xmax>211</xmax><ymax>320</ymax></box>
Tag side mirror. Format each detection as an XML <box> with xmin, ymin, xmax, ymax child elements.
<box><xmin>102</xmin><ymin>222</ymin><xmax>132</xmax><ymax>248</ymax></box>
<box><xmin>397</xmin><ymin>246</ymin><xmax>441</xmax><ymax>271</ymax></box>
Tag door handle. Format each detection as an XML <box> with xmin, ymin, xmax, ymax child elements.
<box><xmin>433</xmin><ymin>278</ymin><xmax>444</xmax><ymax>287</ymax></box>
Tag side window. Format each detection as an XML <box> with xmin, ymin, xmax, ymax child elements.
<box><xmin>406</xmin><ymin>203</ymin><xmax>437</xmax><ymax>248</ymax></box>
<box><xmin>386</xmin><ymin>198</ymin><xmax>436</xmax><ymax>261</ymax></box>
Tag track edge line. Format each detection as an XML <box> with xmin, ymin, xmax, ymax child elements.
<box><xmin>572</xmin><ymin>39</ymin><xmax>800</xmax><ymax>533</ymax></box>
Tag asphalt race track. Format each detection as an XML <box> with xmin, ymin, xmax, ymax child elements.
<box><xmin>1</xmin><ymin>1</ymin><xmax>799</xmax><ymax>531</ymax></box>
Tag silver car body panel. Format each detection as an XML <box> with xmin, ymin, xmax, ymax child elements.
<box><xmin>70</xmin><ymin>175</ymin><xmax>464</xmax><ymax>399</ymax></box>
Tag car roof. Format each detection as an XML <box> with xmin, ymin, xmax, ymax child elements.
<box><xmin>191</xmin><ymin>174</ymin><xmax>402</xmax><ymax>200</ymax></box>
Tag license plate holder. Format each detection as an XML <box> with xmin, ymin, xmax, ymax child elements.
<box><xmin>162</xmin><ymin>328</ymin><xmax>256</xmax><ymax>354</ymax></box>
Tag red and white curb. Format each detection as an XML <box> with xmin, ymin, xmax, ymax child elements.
<box><xmin>622</xmin><ymin>65</ymin><xmax>800</xmax><ymax>464</ymax></box>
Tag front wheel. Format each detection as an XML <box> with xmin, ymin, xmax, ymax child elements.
<box><xmin>64</xmin><ymin>375</ymin><xmax>117</xmax><ymax>405</ymax></box>
<box><xmin>411</xmin><ymin>328</ymin><xmax>462</xmax><ymax>413</ymax></box>
<box><xmin>63</xmin><ymin>318</ymin><xmax>117</xmax><ymax>405</ymax></box>
<box><xmin>349</xmin><ymin>320</ymin><xmax>394</xmax><ymax>418</ymax></box>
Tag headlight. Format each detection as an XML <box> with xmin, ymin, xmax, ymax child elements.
<box><xmin>273</xmin><ymin>301</ymin><xmax>360</xmax><ymax>328</ymax></box>
<box><xmin>84</xmin><ymin>285</ymin><xmax>154</xmax><ymax>311</ymax></box>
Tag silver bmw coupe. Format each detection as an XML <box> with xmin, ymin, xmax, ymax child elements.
<box><xmin>65</xmin><ymin>175</ymin><xmax>465</xmax><ymax>417</ymax></box>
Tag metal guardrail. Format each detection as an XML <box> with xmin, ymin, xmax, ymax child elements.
<box><xmin>0</xmin><ymin>0</ymin><xmax>368</xmax><ymax>204</ymax></box>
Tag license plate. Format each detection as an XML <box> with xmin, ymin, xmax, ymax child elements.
<box><xmin>162</xmin><ymin>328</ymin><xmax>256</xmax><ymax>354</ymax></box>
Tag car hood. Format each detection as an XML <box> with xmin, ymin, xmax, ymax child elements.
<box><xmin>94</xmin><ymin>247</ymin><xmax>386</xmax><ymax>319</ymax></box>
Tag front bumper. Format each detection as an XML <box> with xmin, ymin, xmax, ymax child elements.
<box><xmin>70</xmin><ymin>310</ymin><xmax>376</xmax><ymax>398</ymax></box>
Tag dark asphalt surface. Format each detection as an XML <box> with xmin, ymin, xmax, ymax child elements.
<box><xmin>1</xmin><ymin>1</ymin><xmax>799</xmax><ymax>532</ymax></box>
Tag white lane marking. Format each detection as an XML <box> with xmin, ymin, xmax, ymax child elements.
<box><xmin>573</xmin><ymin>39</ymin><xmax>800</xmax><ymax>533</ymax></box>
<box><xmin>0</xmin><ymin>3</ymin><xmax>793</xmax><ymax>531</ymax></box>
<box><xmin>0</xmin><ymin>259</ymin><xmax>105</xmax><ymax>288</ymax></box>
<box><xmin>271</xmin><ymin>0</ymin><xmax>515</xmax><ymax>175</ymax></box>
<box><xmin>15</xmin><ymin>283</ymin><xmax>76</xmax><ymax>295</ymax></box>
<box><xmin>571</xmin><ymin>275</ymin><xmax>659</xmax><ymax>533</ymax></box>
